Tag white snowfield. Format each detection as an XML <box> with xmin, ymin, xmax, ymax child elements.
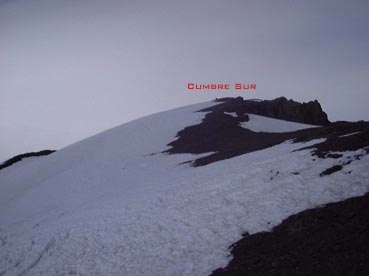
<box><xmin>1</xmin><ymin>101</ymin><xmax>369</xmax><ymax>276</ymax></box>
<box><xmin>241</xmin><ymin>114</ymin><xmax>318</xmax><ymax>133</ymax></box>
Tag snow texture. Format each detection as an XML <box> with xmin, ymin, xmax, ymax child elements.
<box><xmin>241</xmin><ymin>114</ymin><xmax>318</xmax><ymax>133</ymax></box>
<box><xmin>339</xmin><ymin>131</ymin><xmax>361</xmax><ymax>138</ymax></box>
<box><xmin>224</xmin><ymin>112</ymin><xmax>237</xmax><ymax>118</ymax></box>
<box><xmin>1</xmin><ymin>101</ymin><xmax>368</xmax><ymax>276</ymax></box>
<box><xmin>248</xmin><ymin>99</ymin><xmax>263</xmax><ymax>102</ymax></box>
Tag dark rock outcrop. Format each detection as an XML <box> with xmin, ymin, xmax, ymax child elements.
<box><xmin>295</xmin><ymin>121</ymin><xmax>369</xmax><ymax>157</ymax></box>
<box><xmin>215</xmin><ymin>97</ymin><xmax>330</xmax><ymax>126</ymax></box>
<box><xmin>211</xmin><ymin>192</ymin><xmax>369</xmax><ymax>276</ymax></box>
<box><xmin>166</xmin><ymin>108</ymin><xmax>296</xmax><ymax>166</ymax></box>
<box><xmin>0</xmin><ymin>150</ymin><xmax>56</xmax><ymax>171</ymax></box>
<box><xmin>166</xmin><ymin>97</ymin><xmax>368</xmax><ymax>167</ymax></box>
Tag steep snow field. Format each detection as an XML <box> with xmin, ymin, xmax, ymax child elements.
<box><xmin>1</xmin><ymin>101</ymin><xmax>368</xmax><ymax>276</ymax></box>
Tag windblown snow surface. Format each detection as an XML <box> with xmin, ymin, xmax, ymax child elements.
<box><xmin>1</xmin><ymin>101</ymin><xmax>369</xmax><ymax>276</ymax></box>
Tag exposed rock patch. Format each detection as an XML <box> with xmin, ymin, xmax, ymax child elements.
<box><xmin>166</xmin><ymin>97</ymin><xmax>369</xmax><ymax>168</ymax></box>
<box><xmin>166</xmin><ymin>108</ymin><xmax>297</xmax><ymax>166</ymax></box>
<box><xmin>320</xmin><ymin>165</ymin><xmax>343</xmax><ymax>176</ymax></box>
<box><xmin>295</xmin><ymin>121</ymin><xmax>369</xmax><ymax>157</ymax></box>
<box><xmin>211</xmin><ymin>192</ymin><xmax>369</xmax><ymax>276</ymax></box>
<box><xmin>214</xmin><ymin>96</ymin><xmax>330</xmax><ymax>125</ymax></box>
<box><xmin>0</xmin><ymin>150</ymin><xmax>56</xmax><ymax>171</ymax></box>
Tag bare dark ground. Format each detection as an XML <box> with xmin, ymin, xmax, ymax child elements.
<box><xmin>0</xmin><ymin>150</ymin><xmax>55</xmax><ymax>171</ymax></box>
<box><xmin>165</xmin><ymin>98</ymin><xmax>369</xmax><ymax>168</ymax></box>
<box><xmin>211</xmin><ymin>192</ymin><xmax>369</xmax><ymax>276</ymax></box>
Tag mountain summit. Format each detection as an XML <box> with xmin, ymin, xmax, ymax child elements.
<box><xmin>215</xmin><ymin>97</ymin><xmax>330</xmax><ymax>125</ymax></box>
<box><xmin>0</xmin><ymin>98</ymin><xmax>368</xmax><ymax>276</ymax></box>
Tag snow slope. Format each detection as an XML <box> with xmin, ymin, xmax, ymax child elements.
<box><xmin>241</xmin><ymin>114</ymin><xmax>317</xmax><ymax>133</ymax></box>
<box><xmin>1</xmin><ymin>101</ymin><xmax>369</xmax><ymax>276</ymax></box>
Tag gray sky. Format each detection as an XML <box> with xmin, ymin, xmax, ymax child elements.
<box><xmin>1</xmin><ymin>0</ymin><xmax>369</xmax><ymax>162</ymax></box>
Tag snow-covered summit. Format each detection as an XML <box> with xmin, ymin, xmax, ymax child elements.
<box><xmin>0</xmin><ymin>98</ymin><xmax>368</xmax><ymax>276</ymax></box>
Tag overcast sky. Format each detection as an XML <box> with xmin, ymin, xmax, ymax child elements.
<box><xmin>1</xmin><ymin>0</ymin><xmax>369</xmax><ymax>162</ymax></box>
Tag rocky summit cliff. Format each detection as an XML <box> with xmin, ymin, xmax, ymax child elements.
<box><xmin>216</xmin><ymin>96</ymin><xmax>330</xmax><ymax>125</ymax></box>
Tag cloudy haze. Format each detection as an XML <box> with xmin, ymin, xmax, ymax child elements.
<box><xmin>1</xmin><ymin>0</ymin><xmax>369</xmax><ymax>162</ymax></box>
